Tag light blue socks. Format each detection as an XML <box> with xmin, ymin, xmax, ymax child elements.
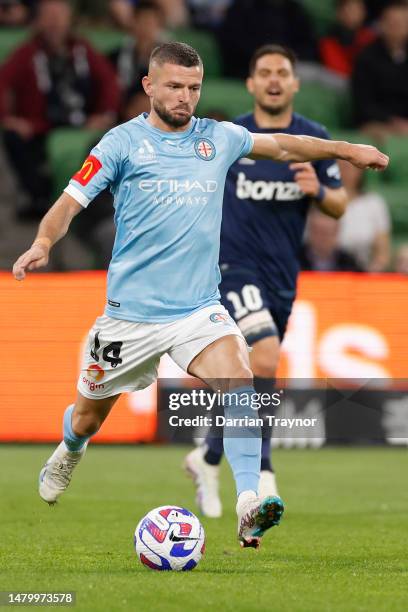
<box><xmin>222</xmin><ymin>386</ymin><xmax>261</xmax><ymax>496</ymax></box>
<box><xmin>63</xmin><ymin>405</ymin><xmax>89</xmax><ymax>452</ymax></box>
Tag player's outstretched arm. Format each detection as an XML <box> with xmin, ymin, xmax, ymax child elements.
<box><xmin>12</xmin><ymin>193</ymin><xmax>83</xmax><ymax>281</ymax></box>
<box><xmin>250</xmin><ymin>133</ymin><xmax>389</xmax><ymax>171</ymax></box>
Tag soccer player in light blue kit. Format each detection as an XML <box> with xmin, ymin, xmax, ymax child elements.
<box><xmin>13</xmin><ymin>42</ymin><xmax>388</xmax><ymax>548</ymax></box>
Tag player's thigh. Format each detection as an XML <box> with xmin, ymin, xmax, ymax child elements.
<box><xmin>188</xmin><ymin>334</ymin><xmax>252</xmax><ymax>391</ymax></box>
<box><xmin>167</xmin><ymin>305</ymin><xmax>252</xmax><ymax>392</ymax></box>
<box><xmin>78</xmin><ymin>314</ymin><xmax>161</xmax><ymax>401</ymax></box>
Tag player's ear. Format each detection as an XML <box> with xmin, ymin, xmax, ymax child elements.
<box><xmin>246</xmin><ymin>76</ymin><xmax>254</xmax><ymax>95</ymax></box>
<box><xmin>293</xmin><ymin>76</ymin><xmax>300</xmax><ymax>94</ymax></box>
<box><xmin>142</xmin><ymin>75</ymin><xmax>153</xmax><ymax>97</ymax></box>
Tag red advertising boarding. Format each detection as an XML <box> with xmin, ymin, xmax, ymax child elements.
<box><xmin>1</xmin><ymin>272</ymin><xmax>407</xmax><ymax>442</ymax></box>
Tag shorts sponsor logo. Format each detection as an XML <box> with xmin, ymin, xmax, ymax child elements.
<box><xmin>82</xmin><ymin>376</ymin><xmax>105</xmax><ymax>392</ymax></box>
<box><xmin>194</xmin><ymin>138</ymin><xmax>216</xmax><ymax>161</ymax></box>
<box><xmin>210</xmin><ymin>312</ymin><xmax>229</xmax><ymax>323</ymax></box>
<box><xmin>86</xmin><ymin>364</ymin><xmax>105</xmax><ymax>382</ymax></box>
<box><xmin>72</xmin><ymin>155</ymin><xmax>102</xmax><ymax>186</ymax></box>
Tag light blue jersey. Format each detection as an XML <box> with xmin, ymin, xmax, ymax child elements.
<box><xmin>65</xmin><ymin>113</ymin><xmax>253</xmax><ymax>322</ymax></box>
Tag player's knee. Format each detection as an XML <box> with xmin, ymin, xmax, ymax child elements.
<box><xmin>251</xmin><ymin>350</ymin><xmax>279</xmax><ymax>379</ymax></box>
<box><xmin>229</xmin><ymin>364</ymin><xmax>253</xmax><ymax>385</ymax></box>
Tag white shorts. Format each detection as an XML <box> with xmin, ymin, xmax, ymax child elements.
<box><xmin>77</xmin><ymin>304</ymin><xmax>244</xmax><ymax>399</ymax></box>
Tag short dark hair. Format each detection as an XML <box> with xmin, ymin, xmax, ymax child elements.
<box><xmin>335</xmin><ymin>0</ymin><xmax>364</xmax><ymax>8</ymax></box>
<box><xmin>133</xmin><ymin>0</ymin><xmax>164</xmax><ymax>18</ymax></box>
<box><xmin>248</xmin><ymin>44</ymin><xmax>297</xmax><ymax>75</ymax></box>
<box><xmin>150</xmin><ymin>42</ymin><xmax>202</xmax><ymax>68</ymax></box>
<box><xmin>35</xmin><ymin>0</ymin><xmax>71</xmax><ymax>15</ymax></box>
<box><xmin>382</xmin><ymin>0</ymin><xmax>408</xmax><ymax>12</ymax></box>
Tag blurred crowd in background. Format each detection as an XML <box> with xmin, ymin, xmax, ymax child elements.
<box><xmin>1</xmin><ymin>0</ymin><xmax>408</xmax><ymax>274</ymax></box>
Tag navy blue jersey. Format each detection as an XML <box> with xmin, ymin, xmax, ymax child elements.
<box><xmin>219</xmin><ymin>113</ymin><xmax>343</xmax><ymax>297</ymax></box>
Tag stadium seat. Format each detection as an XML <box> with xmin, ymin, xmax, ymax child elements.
<box><xmin>383</xmin><ymin>136</ymin><xmax>408</xmax><ymax>185</ymax></box>
<box><xmin>168</xmin><ymin>28</ymin><xmax>221</xmax><ymax>77</ymax></box>
<box><xmin>47</xmin><ymin>128</ymin><xmax>103</xmax><ymax>199</ymax></box>
<box><xmin>375</xmin><ymin>184</ymin><xmax>408</xmax><ymax>236</ymax></box>
<box><xmin>294</xmin><ymin>82</ymin><xmax>352</xmax><ymax>129</ymax></box>
<box><xmin>0</xmin><ymin>28</ymin><xmax>28</xmax><ymax>63</ymax></box>
<box><xmin>78</xmin><ymin>27</ymin><xmax>126</xmax><ymax>55</ymax></box>
<box><xmin>197</xmin><ymin>78</ymin><xmax>252</xmax><ymax>119</ymax></box>
<box><xmin>300</xmin><ymin>0</ymin><xmax>336</xmax><ymax>35</ymax></box>
<box><xmin>0</xmin><ymin>28</ymin><xmax>125</xmax><ymax>64</ymax></box>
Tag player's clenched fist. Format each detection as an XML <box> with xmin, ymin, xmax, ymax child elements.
<box><xmin>13</xmin><ymin>241</ymin><xmax>50</xmax><ymax>281</ymax></box>
<box><xmin>340</xmin><ymin>143</ymin><xmax>389</xmax><ymax>171</ymax></box>
<box><xmin>289</xmin><ymin>163</ymin><xmax>320</xmax><ymax>197</ymax></box>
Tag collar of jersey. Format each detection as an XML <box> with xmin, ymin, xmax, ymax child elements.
<box><xmin>246</xmin><ymin>112</ymin><xmax>297</xmax><ymax>133</ymax></box>
<box><xmin>137</xmin><ymin>112</ymin><xmax>198</xmax><ymax>140</ymax></box>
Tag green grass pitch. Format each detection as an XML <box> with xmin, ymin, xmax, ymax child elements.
<box><xmin>0</xmin><ymin>445</ymin><xmax>407</xmax><ymax>612</ymax></box>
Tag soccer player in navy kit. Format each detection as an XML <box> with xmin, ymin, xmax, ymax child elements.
<box><xmin>185</xmin><ymin>45</ymin><xmax>350</xmax><ymax>518</ymax></box>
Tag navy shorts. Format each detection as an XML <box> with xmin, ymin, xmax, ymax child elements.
<box><xmin>219</xmin><ymin>266</ymin><xmax>294</xmax><ymax>345</ymax></box>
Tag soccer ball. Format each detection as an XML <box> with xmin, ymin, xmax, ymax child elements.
<box><xmin>134</xmin><ymin>505</ymin><xmax>205</xmax><ymax>571</ymax></box>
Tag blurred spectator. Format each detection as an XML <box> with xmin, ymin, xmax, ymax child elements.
<box><xmin>156</xmin><ymin>0</ymin><xmax>187</xmax><ymax>27</ymax></box>
<box><xmin>394</xmin><ymin>244</ymin><xmax>408</xmax><ymax>274</ymax></box>
<box><xmin>218</xmin><ymin>0</ymin><xmax>317</xmax><ymax>78</ymax></box>
<box><xmin>337</xmin><ymin>161</ymin><xmax>391</xmax><ymax>271</ymax></box>
<box><xmin>108</xmin><ymin>0</ymin><xmax>133</xmax><ymax>28</ymax></box>
<box><xmin>0</xmin><ymin>0</ymin><xmax>29</xmax><ymax>25</ymax></box>
<box><xmin>0</xmin><ymin>0</ymin><xmax>120</xmax><ymax>219</ymax></box>
<box><xmin>364</xmin><ymin>0</ymin><xmax>391</xmax><ymax>22</ymax></box>
<box><xmin>110</xmin><ymin>0</ymin><xmax>165</xmax><ymax>120</ymax></box>
<box><xmin>187</xmin><ymin>0</ymin><xmax>232</xmax><ymax>30</ymax></box>
<box><xmin>351</xmin><ymin>0</ymin><xmax>408</xmax><ymax>138</ymax></box>
<box><xmin>300</xmin><ymin>208</ymin><xmax>362</xmax><ymax>271</ymax></box>
<box><xmin>320</xmin><ymin>0</ymin><xmax>376</xmax><ymax>77</ymax></box>
<box><xmin>109</xmin><ymin>0</ymin><xmax>187</xmax><ymax>29</ymax></box>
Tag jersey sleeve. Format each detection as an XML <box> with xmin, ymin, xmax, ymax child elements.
<box><xmin>64</xmin><ymin>129</ymin><xmax>123</xmax><ymax>208</ymax></box>
<box><xmin>220</xmin><ymin>121</ymin><xmax>254</xmax><ymax>165</ymax></box>
<box><xmin>313</xmin><ymin>127</ymin><xmax>343</xmax><ymax>189</ymax></box>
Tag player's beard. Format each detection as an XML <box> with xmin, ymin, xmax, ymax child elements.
<box><xmin>153</xmin><ymin>100</ymin><xmax>193</xmax><ymax>128</ymax></box>
<box><xmin>258</xmin><ymin>97</ymin><xmax>292</xmax><ymax>117</ymax></box>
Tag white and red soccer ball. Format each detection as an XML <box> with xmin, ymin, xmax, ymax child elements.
<box><xmin>134</xmin><ymin>506</ymin><xmax>205</xmax><ymax>571</ymax></box>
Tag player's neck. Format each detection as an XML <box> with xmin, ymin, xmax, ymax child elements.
<box><xmin>146</xmin><ymin>109</ymin><xmax>192</xmax><ymax>133</ymax></box>
<box><xmin>253</xmin><ymin>105</ymin><xmax>293</xmax><ymax>129</ymax></box>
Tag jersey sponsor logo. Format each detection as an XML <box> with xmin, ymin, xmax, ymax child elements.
<box><xmin>139</xmin><ymin>179</ymin><xmax>218</xmax><ymax>193</ymax></box>
<box><xmin>194</xmin><ymin>138</ymin><xmax>216</xmax><ymax>161</ymax></box>
<box><xmin>236</xmin><ymin>172</ymin><xmax>303</xmax><ymax>202</ymax></box>
<box><xmin>327</xmin><ymin>162</ymin><xmax>341</xmax><ymax>181</ymax></box>
<box><xmin>139</xmin><ymin>178</ymin><xmax>218</xmax><ymax>206</ymax></box>
<box><xmin>209</xmin><ymin>312</ymin><xmax>229</xmax><ymax>323</ymax></box>
<box><xmin>72</xmin><ymin>155</ymin><xmax>102</xmax><ymax>186</ymax></box>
